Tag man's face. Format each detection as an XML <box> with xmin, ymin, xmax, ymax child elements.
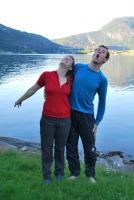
<box><xmin>92</xmin><ymin>47</ymin><xmax>108</xmax><ymax>65</ymax></box>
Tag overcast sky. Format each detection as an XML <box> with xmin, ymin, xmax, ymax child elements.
<box><xmin>0</xmin><ymin>0</ymin><xmax>134</xmax><ymax>39</ymax></box>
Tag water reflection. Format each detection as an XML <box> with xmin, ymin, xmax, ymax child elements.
<box><xmin>0</xmin><ymin>54</ymin><xmax>63</xmax><ymax>84</ymax></box>
<box><xmin>1</xmin><ymin>54</ymin><xmax>134</xmax><ymax>91</ymax></box>
<box><xmin>74</xmin><ymin>54</ymin><xmax>134</xmax><ymax>91</ymax></box>
<box><xmin>102</xmin><ymin>55</ymin><xmax>134</xmax><ymax>91</ymax></box>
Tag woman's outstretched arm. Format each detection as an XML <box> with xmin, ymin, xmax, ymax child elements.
<box><xmin>14</xmin><ymin>83</ymin><xmax>41</xmax><ymax>107</ymax></box>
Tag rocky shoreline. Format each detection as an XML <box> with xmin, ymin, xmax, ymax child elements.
<box><xmin>0</xmin><ymin>136</ymin><xmax>134</xmax><ymax>172</ymax></box>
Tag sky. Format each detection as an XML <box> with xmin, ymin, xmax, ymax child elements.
<box><xmin>0</xmin><ymin>0</ymin><xmax>134</xmax><ymax>39</ymax></box>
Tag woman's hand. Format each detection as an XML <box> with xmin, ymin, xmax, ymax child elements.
<box><xmin>14</xmin><ymin>83</ymin><xmax>41</xmax><ymax>108</ymax></box>
<box><xmin>14</xmin><ymin>99</ymin><xmax>22</xmax><ymax>107</ymax></box>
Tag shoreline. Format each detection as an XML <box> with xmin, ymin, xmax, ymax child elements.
<box><xmin>0</xmin><ymin>136</ymin><xmax>133</xmax><ymax>158</ymax></box>
<box><xmin>1</xmin><ymin>50</ymin><xmax>134</xmax><ymax>56</ymax></box>
<box><xmin>0</xmin><ymin>136</ymin><xmax>134</xmax><ymax>172</ymax></box>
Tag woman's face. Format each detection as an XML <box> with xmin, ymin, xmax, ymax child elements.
<box><xmin>60</xmin><ymin>56</ymin><xmax>74</xmax><ymax>70</ymax></box>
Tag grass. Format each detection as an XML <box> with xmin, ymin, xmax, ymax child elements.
<box><xmin>0</xmin><ymin>149</ymin><xmax>134</xmax><ymax>200</ymax></box>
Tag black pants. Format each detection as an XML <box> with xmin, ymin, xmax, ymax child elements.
<box><xmin>66</xmin><ymin>110</ymin><xmax>96</xmax><ymax>178</ymax></box>
<box><xmin>40</xmin><ymin>115</ymin><xmax>71</xmax><ymax>179</ymax></box>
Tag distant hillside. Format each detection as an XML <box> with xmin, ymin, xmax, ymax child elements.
<box><xmin>0</xmin><ymin>24</ymin><xmax>77</xmax><ymax>54</ymax></box>
<box><xmin>54</xmin><ymin>17</ymin><xmax>134</xmax><ymax>50</ymax></box>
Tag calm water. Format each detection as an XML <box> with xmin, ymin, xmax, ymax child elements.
<box><xmin>0</xmin><ymin>54</ymin><xmax>134</xmax><ymax>158</ymax></box>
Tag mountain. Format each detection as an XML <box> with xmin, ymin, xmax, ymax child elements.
<box><xmin>53</xmin><ymin>17</ymin><xmax>134</xmax><ymax>50</ymax></box>
<box><xmin>0</xmin><ymin>24</ymin><xmax>77</xmax><ymax>54</ymax></box>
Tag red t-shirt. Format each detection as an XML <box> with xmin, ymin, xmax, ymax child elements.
<box><xmin>37</xmin><ymin>71</ymin><xmax>72</xmax><ymax>118</ymax></box>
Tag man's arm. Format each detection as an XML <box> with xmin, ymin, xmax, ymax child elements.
<box><xmin>95</xmin><ymin>78</ymin><xmax>108</xmax><ymax>126</ymax></box>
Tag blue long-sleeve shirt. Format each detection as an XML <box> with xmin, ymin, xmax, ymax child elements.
<box><xmin>70</xmin><ymin>63</ymin><xmax>108</xmax><ymax>125</ymax></box>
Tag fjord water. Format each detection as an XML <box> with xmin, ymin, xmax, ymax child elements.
<box><xmin>0</xmin><ymin>54</ymin><xmax>134</xmax><ymax>158</ymax></box>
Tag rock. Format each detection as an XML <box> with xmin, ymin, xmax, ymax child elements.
<box><xmin>19</xmin><ymin>145</ymin><xmax>40</xmax><ymax>152</ymax></box>
<box><xmin>97</xmin><ymin>158</ymin><xmax>112</xmax><ymax>170</ymax></box>
<box><xmin>0</xmin><ymin>141</ymin><xmax>17</xmax><ymax>150</ymax></box>
<box><xmin>96</xmin><ymin>151</ymin><xmax>105</xmax><ymax>158</ymax></box>
<box><xmin>106</xmin><ymin>155</ymin><xmax>124</xmax><ymax>170</ymax></box>
<box><xmin>0</xmin><ymin>136</ymin><xmax>41</xmax><ymax>151</ymax></box>
<box><xmin>123</xmin><ymin>163</ymin><xmax>134</xmax><ymax>172</ymax></box>
<box><xmin>124</xmin><ymin>159</ymin><xmax>134</xmax><ymax>164</ymax></box>
<box><xmin>19</xmin><ymin>146</ymin><xmax>29</xmax><ymax>151</ymax></box>
<box><xmin>104</xmin><ymin>151</ymin><xmax>124</xmax><ymax>158</ymax></box>
<box><xmin>0</xmin><ymin>136</ymin><xmax>134</xmax><ymax>172</ymax></box>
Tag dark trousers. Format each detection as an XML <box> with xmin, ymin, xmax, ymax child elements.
<box><xmin>40</xmin><ymin>115</ymin><xmax>71</xmax><ymax>179</ymax></box>
<box><xmin>66</xmin><ymin>110</ymin><xmax>96</xmax><ymax>178</ymax></box>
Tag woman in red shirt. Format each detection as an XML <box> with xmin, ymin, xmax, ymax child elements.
<box><xmin>14</xmin><ymin>55</ymin><xmax>74</xmax><ymax>184</ymax></box>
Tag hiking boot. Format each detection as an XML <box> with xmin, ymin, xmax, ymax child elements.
<box><xmin>89</xmin><ymin>177</ymin><xmax>96</xmax><ymax>184</ymax></box>
<box><xmin>67</xmin><ymin>175</ymin><xmax>78</xmax><ymax>180</ymax></box>
<box><xmin>44</xmin><ymin>178</ymin><xmax>52</xmax><ymax>185</ymax></box>
<box><xmin>56</xmin><ymin>175</ymin><xmax>64</xmax><ymax>181</ymax></box>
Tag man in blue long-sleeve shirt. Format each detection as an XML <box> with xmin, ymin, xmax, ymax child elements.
<box><xmin>66</xmin><ymin>45</ymin><xmax>110</xmax><ymax>183</ymax></box>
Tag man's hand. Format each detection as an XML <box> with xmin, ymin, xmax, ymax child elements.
<box><xmin>93</xmin><ymin>124</ymin><xmax>97</xmax><ymax>135</ymax></box>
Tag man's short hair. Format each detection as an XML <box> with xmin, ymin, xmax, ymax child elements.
<box><xmin>98</xmin><ymin>45</ymin><xmax>110</xmax><ymax>60</ymax></box>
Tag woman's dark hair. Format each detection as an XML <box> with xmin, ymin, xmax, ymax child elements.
<box><xmin>65</xmin><ymin>55</ymin><xmax>75</xmax><ymax>79</ymax></box>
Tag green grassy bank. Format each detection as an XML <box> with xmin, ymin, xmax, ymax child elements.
<box><xmin>0</xmin><ymin>150</ymin><xmax>134</xmax><ymax>200</ymax></box>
